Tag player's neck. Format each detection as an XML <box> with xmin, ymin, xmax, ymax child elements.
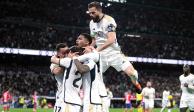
<box><xmin>97</xmin><ymin>13</ymin><xmax>104</xmax><ymax>22</ymax></box>
<box><xmin>184</xmin><ymin>71</ymin><xmax>190</xmax><ymax>76</ymax></box>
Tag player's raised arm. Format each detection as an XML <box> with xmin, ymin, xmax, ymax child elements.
<box><xmin>96</xmin><ymin>25</ymin><xmax>116</xmax><ymax>52</ymax></box>
<box><xmin>50</xmin><ymin>55</ymin><xmax>71</xmax><ymax>68</ymax></box>
<box><xmin>74</xmin><ymin>59</ymin><xmax>95</xmax><ymax>74</ymax></box>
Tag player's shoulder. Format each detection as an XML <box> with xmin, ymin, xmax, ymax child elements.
<box><xmin>179</xmin><ymin>74</ymin><xmax>184</xmax><ymax>79</ymax></box>
<box><xmin>189</xmin><ymin>73</ymin><xmax>194</xmax><ymax>76</ymax></box>
<box><xmin>104</xmin><ymin>14</ymin><xmax>115</xmax><ymax>22</ymax></box>
<box><xmin>89</xmin><ymin>20</ymin><xmax>94</xmax><ymax>24</ymax></box>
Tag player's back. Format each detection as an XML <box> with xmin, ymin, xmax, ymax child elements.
<box><xmin>62</xmin><ymin>59</ymin><xmax>82</xmax><ymax>106</ymax></box>
<box><xmin>82</xmin><ymin>60</ymin><xmax>102</xmax><ymax>105</ymax></box>
<box><xmin>90</xmin><ymin>14</ymin><xmax>121</xmax><ymax>54</ymax></box>
<box><xmin>50</xmin><ymin>63</ymin><xmax>64</xmax><ymax>101</ymax></box>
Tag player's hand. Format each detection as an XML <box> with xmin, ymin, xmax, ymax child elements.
<box><xmin>184</xmin><ymin>83</ymin><xmax>188</xmax><ymax>87</ymax></box>
<box><xmin>68</xmin><ymin>51</ymin><xmax>79</xmax><ymax>59</ymax></box>
<box><xmin>51</xmin><ymin>55</ymin><xmax>58</xmax><ymax>63</ymax></box>
<box><xmin>144</xmin><ymin>95</ymin><xmax>149</xmax><ymax>99</ymax></box>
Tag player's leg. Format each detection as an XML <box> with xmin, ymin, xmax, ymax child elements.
<box><xmin>179</xmin><ymin>99</ymin><xmax>188</xmax><ymax>112</ymax></box>
<box><xmin>149</xmin><ymin>100</ymin><xmax>154</xmax><ymax>112</ymax></box>
<box><xmin>137</xmin><ymin>100</ymin><xmax>143</xmax><ymax>112</ymax></box>
<box><xmin>110</xmin><ymin>54</ymin><xmax>142</xmax><ymax>93</ymax></box>
<box><xmin>167</xmin><ymin>108</ymin><xmax>172</xmax><ymax>112</ymax></box>
<box><xmin>98</xmin><ymin>72</ymin><xmax>109</xmax><ymax>112</ymax></box>
<box><xmin>7</xmin><ymin>103</ymin><xmax>10</xmax><ymax>112</ymax></box>
<box><xmin>123</xmin><ymin>65</ymin><xmax>142</xmax><ymax>93</ymax></box>
<box><xmin>83</xmin><ymin>103</ymin><xmax>102</xmax><ymax>112</ymax></box>
<box><xmin>101</xmin><ymin>96</ymin><xmax>109</xmax><ymax>112</ymax></box>
<box><xmin>68</xmin><ymin>104</ymin><xmax>81</xmax><ymax>112</ymax></box>
<box><xmin>143</xmin><ymin>100</ymin><xmax>149</xmax><ymax>112</ymax></box>
<box><xmin>124</xmin><ymin>103</ymin><xmax>129</xmax><ymax>112</ymax></box>
<box><xmin>33</xmin><ymin>102</ymin><xmax>37</xmax><ymax>112</ymax></box>
<box><xmin>3</xmin><ymin>103</ymin><xmax>8</xmax><ymax>112</ymax></box>
<box><xmin>129</xmin><ymin>103</ymin><xmax>133</xmax><ymax>112</ymax></box>
<box><xmin>160</xmin><ymin>107</ymin><xmax>166</xmax><ymax>112</ymax></box>
<box><xmin>160</xmin><ymin>100</ymin><xmax>167</xmax><ymax>112</ymax></box>
<box><xmin>188</xmin><ymin>99</ymin><xmax>194</xmax><ymax>112</ymax></box>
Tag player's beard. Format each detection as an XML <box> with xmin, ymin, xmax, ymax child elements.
<box><xmin>91</xmin><ymin>15</ymin><xmax>100</xmax><ymax>23</ymax></box>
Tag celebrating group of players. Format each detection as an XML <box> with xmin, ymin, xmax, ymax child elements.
<box><xmin>49</xmin><ymin>1</ymin><xmax>194</xmax><ymax>112</ymax></box>
<box><xmin>50</xmin><ymin>1</ymin><xmax>142</xmax><ymax>112</ymax></box>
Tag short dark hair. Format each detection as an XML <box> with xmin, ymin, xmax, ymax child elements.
<box><xmin>80</xmin><ymin>33</ymin><xmax>93</xmax><ymax>45</ymax></box>
<box><xmin>56</xmin><ymin>43</ymin><xmax>68</xmax><ymax>51</ymax></box>
<box><xmin>88</xmin><ymin>1</ymin><xmax>102</xmax><ymax>11</ymax></box>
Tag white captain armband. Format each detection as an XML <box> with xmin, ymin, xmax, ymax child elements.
<box><xmin>106</xmin><ymin>24</ymin><xmax>116</xmax><ymax>32</ymax></box>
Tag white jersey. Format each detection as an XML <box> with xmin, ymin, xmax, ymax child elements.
<box><xmin>59</xmin><ymin>58</ymin><xmax>82</xmax><ymax>106</ymax></box>
<box><xmin>90</xmin><ymin>14</ymin><xmax>121</xmax><ymax>54</ymax></box>
<box><xmin>162</xmin><ymin>90</ymin><xmax>170</xmax><ymax>101</ymax></box>
<box><xmin>82</xmin><ymin>59</ymin><xmax>102</xmax><ymax>105</ymax></box>
<box><xmin>77</xmin><ymin>52</ymin><xmax>108</xmax><ymax>97</ymax></box>
<box><xmin>142</xmin><ymin>87</ymin><xmax>155</xmax><ymax>100</ymax></box>
<box><xmin>179</xmin><ymin>73</ymin><xmax>194</xmax><ymax>100</ymax></box>
<box><xmin>50</xmin><ymin>63</ymin><xmax>64</xmax><ymax>101</ymax></box>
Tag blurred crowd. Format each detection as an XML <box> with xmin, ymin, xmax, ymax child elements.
<box><xmin>0</xmin><ymin>65</ymin><xmax>181</xmax><ymax>98</ymax></box>
<box><xmin>0</xmin><ymin>23</ymin><xmax>194</xmax><ymax>60</ymax></box>
<box><xmin>0</xmin><ymin>0</ymin><xmax>194</xmax><ymax>59</ymax></box>
<box><xmin>0</xmin><ymin>0</ymin><xmax>193</xmax><ymax>108</ymax></box>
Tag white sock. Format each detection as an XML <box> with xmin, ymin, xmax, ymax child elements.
<box><xmin>168</xmin><ymin>109</ymin><xmax>171</xmax><ymax>112</ymax></box>
<box><xmin>160</xmin><ymin>107</ymin><xmax>165</xmax><ymax>112</ymax></box>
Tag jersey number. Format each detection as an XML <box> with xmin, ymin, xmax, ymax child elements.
<box><xmin>73</xmin><ymin>71</ymin><xmax>82</xmax><ymax>88</ymax></box>
<box><xmin>54</xmin><ymin>106</ymin><xmax>61</xmax><ymax>112</ymax></box>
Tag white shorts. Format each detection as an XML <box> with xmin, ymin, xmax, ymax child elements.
<box><xmin>100</xmin><ymin>53</ymin><xmax>132</xmax><ymax>73</ymax></box>
<box><xmin>83</xmin><ymin>103</ymin><xmax>102</xmax><ymax>112</ymax></box>
<box><xmin>54</xmin><ymin>100</ymin><xmax>81</xmax><ymax>112</ymax></box>
<box><xmin>180</xmin><ymin>98</ymin><xmax>194</xmax><ymax>111</ymax></box>
<box><xmin>64</xmin><ymin>103</ymin><xmax>81</xmax><ymax>112</ymax></box>
<box><xmin>144</xmin><ymin>99</ymin><xmax>154</xmax><ymax>109</ymax></box>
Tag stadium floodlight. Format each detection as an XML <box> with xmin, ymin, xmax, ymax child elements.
<box><xmin>0</xmin><ymin>47</ymin><xmax>194</xmax><ymax>65</ymax></box>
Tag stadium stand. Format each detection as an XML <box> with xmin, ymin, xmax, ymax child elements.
<box><xmin>0</xmin><ymin>0</ymin><xmax>193</xmax><ymax>108</ymax></box>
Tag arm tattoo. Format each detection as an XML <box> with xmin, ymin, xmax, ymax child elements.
<box><xmin>74</xmin><ymin>59</ymin><xmax>90</xmax><ymax>74</ymax></box>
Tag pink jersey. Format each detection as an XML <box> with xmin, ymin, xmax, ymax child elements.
<box><xmin>3</xmin><ymin>91</ymin><xmax>12</xmax><ymax>102</ymax></box>
<box><xmin>33</xmin><ymin>92</ymin><xmax>37</xmax><ymax>104</ymax></box>
<box><xmin>79</xmin><ymin>89</ymin><xmax>84</xmax><ymax>100</ymax></box>
<box><xmin>125</xmin><ymin>93</ymin><xmax>131</xmax><ymax>104</ymax></box>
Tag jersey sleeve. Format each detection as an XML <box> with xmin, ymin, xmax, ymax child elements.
<box><xmin>84</xmin><ymin>59</ymin><xmax>96</xmax><ymax>70</ymax></box>
<box><xmin>89</xmin><ymin>21</ymin><xmax>95</xmax><ymax>38</ymax></box>
<box><xmin>105</xmin><ymin>18</ymin><xmax>117</xmax><ymax>32</ymax></box>
<box><xmin>77</xmin><ymin>52</ymin><xmax>99</xmax><ymax>63</ymax></box>
<box><xmin>59</xmin><ymin>58</ymin><xmax>72</xmax><ymax>68</ymax></box>
<box><xmin>188</xmin><ymin>75</ymin><xmax>194</xmax><ymax>90</ymax></box>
